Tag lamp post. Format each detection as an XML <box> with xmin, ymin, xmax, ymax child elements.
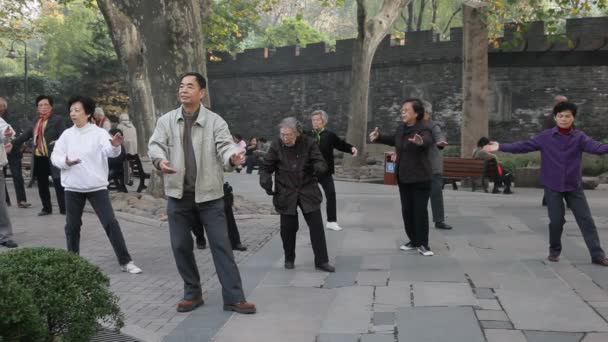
<box><xmin>6</xmin><ymin>39</ymin><xmax>28</xmax><ymax>108</ymax></box>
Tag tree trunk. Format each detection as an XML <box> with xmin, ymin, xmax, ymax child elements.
<box><xmin>345</xmin><ymin>0</ymin><xmax>411</xmax><ymax>168</ymax></box>
<box><xmin>406</xmin><ymin>1</ymin><xmax>415</xmax><ymax>32</ymax></box>
<box><xmin>417</xmin><ymin>0</ymin><xmax>426</xmax><ymax>31</ymax></box>
<box><xmin>461</xmin><ymin>1</ymin><xmax>489</xmax><ymax>158</ymax></box>
<box><xmin>97</xmin><ymin>0</ymin><xmax>208</xmax><ymax>197</ymax></box>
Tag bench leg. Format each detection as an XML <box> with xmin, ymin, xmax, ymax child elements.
<box><xmin>137</xmin><ymin>178</ymin><xmax>147</xmax><ymax>193</ymax></box>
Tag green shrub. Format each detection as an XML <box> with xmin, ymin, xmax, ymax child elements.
<box><xmin>0</xmin><ymin>270</ymin><xmax>46</xmax><ymax>341</ymax></box>
<box><xmin>0</xmin><ymin>248</ymin><xmax>124</xmax><ymax>342</ymax></box>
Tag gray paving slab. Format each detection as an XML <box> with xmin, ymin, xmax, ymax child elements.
<box><xmin>360</xmin><ymin>334</ymin><xmax>394</xmax><ymax>342</ymax></box>
<box><xmin>524</xmin><ymin>331</ymin><xmax>585</xmax><ymax>342</ymax></box>
<box><xmin>390</xmin><ymin>255</ymin><xmax>467</xmax><ymax>282</ymax></box>
<box><xmin>333</xmin><ymin>255</ymin><xmax>363</xmax><ymax>272</ymax></box>
<box><xmin>373</xmin><ymin>312</ymin><xmax>396</xmax><ymax>326</ymax></box>
<box><xmin>412</xmin><ymin>282</ymin><xmax>478</xmax><ymax>307</ymax></box>
<box><xmin>356</xmin><ymin>271</ymin><xmax>389</xmax><ymax>286</ymax></box>
<box><xmin>316</xmin><ymin>334</ymin><xmax>360</xmax><ymax>342</ymax></box>
<box><xmin>480</xmin><ymin>321</ymin><xmax>514</xmax><ymax>329</ymax></box>
<box><xmin>484</xmin><ymin>329</ymin><xmax>527</xmax><ymax>342</ymax></box>
<box><xmin>290</xmin><ymin>270</ymin><xmax>329</xmax><ymax>287</ymax></box>
<box><xmin>324</xmin><ymin>271</ymin><xmax>358</xmax><ymax>289</ymax></box>
<box><xmin>475</xmin><ymin>310</ymin><xmax>509</xmax><ymax>321</ymax></box>
<box><xmin>396</xmin><ymin>307</ymin><xmax>485</xmax><ymax>342</ymax></box>
<box><xmin>475</xmin><ymin>287</ymin><xmax>496</xmax><ymax>299</ymax></box>
<box><xmin>477</xmin><ymin>299</ymin><xmax>502</xmax><ymax>310</ymax></box>
<box><xmin>375</xmin><ymin>282</ymin><xmax>411</xmax><ymax>308</ymax></box>
<box><xmin>582</xmin><ymin>333</ymin><xmax>608</xmax><ymax>342</ymax></box>
<box><xmin>320</xmin><ymin>286</ymin><xmax>374</xmax><ymax>334</ymax></box>
<box><xmin>361</xmin><ymin>255</ymin><xmax>391</xmax><ymax>270</ymax></box>
<box><xmin>521</xmin><ymin>259</ymin><xmax>559</xmax><ymax>279</ymax></box>
<box><xmin>496</xmin><ymin>286</ymin><xmax>608</xmax><ymax>332</ymax></box>
<box><xmin>213</xmin><ymin>287</ymin><xmax>335</xmax><ymax>342</ymax></box>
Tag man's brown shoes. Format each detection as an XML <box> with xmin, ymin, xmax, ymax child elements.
<box><xmin>223</xmin><ymin>301</ymin><xmax>257</xmax><ymax>314</ymax></box>
<box><xmin>177</xmin><ymin>297</ymin><xmax>204</xmax><ymax>312</ymax></box>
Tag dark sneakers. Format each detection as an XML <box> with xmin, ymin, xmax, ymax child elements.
<box><xmin>0</xmin><ymin>239</ymin><xmax>18</xmax><ymax>248</ymax></box>
<box><xmin>284</xmin><ymin>261</ymin><xmax>295</xmax><ymax>269</ymax></box>
<box><xmin>315</xmin><ymin>263</ymin><xmax>335</xmax><ymax>273</ymax></box>
<box><xmin>37</xmin><ymin>210</ymin><xmax>52</xmax><ymax>216</ymax></box>
<box><xmin>176</xmin><ymin>297</ymin><xmax>204</xmax><ymax>312</ymax></box>
<box><xmin>592</xmin><ymin>258</ymin><xmax>608</xmax><ymax>266</ymax></box>
<box><xmin>547</xmin><ymin>254</ymin><xmax>560</xmax><ymax>262</ymax></box>
<box><xmin>435</xmin><ymin>222</ymin><xmax>453</xmax><ymax>230</ymax></box>
<box><xmin>232</xmin><ymin>244</ymin><xmax>247</xmax><ymax>251</ymax></box>
<box><xmin>224</xmin><ymin>301</ymin><xmax>257</xmax><ymax>314</ymax></box>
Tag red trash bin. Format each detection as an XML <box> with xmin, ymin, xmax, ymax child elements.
<box><xmin>384</xmin><ymin>152</ymin><xmax>397</xmax><ymax>185</ymax></box>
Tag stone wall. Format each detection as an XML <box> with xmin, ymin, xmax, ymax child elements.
<box><xmin>207</xmin><ymin>17</ymin><xmax>608</xmax><ymax>147</ymax></box>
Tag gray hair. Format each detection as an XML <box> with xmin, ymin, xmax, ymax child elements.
<box><xmin>0</xmin><ymin>97</ymin><xmax>7</xmax><ymax>108</ymax></box>
<box><xmin>278</xmin><ymin>117</ymin><xmax>302</xmax><ymax>135</ymax></box>
<box><xmin>311</xmin><ymin>109</ymin><xmax>328</xmax><ymax>123</ymax></box>
<box><xmin>94</xmin><ymin>107</ymin><xmax>105</xmax><ymax>116</ymax></box>
<box><xmin>422</xmin><ymin>100</ymin><xmax>432</xmax><ymax>115</ymax></box>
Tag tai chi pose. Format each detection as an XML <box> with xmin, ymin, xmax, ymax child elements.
<box><xmin>51</xmin><ymin>95</ymin><xmax>142</xmax><ymax>274</ymax></box>
<box><xmin>260</xmin><ymin>117</ymin><xmax>335</xmax><ymax>272</ymax></box>
<box><xmin>369</xmin><ymin>98</ymin><xmax>434</xmax><ymax>256</ymax></box>
<box><xmin>310</xmin><ymin>110</ymin><xmax>357</xmax><ymax>231</ymax></box>
<box><xmin>484</xmin><ymin>101</ymin><xmax>608</xmax><ymax>266</ymax></box>
<box><xmin>148</xmin><ymin>72</ymin><xmax>256</xmax><ymax>314</ymax></box>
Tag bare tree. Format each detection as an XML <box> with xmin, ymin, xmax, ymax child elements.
<box><xmin>417</xmin><ymin>0</ymin><xmax>426</xmax><ymax>31</ymax></box>
<box><xmin>406</xmin><ymin>1</ymin><xmax>415</xmax><ymax>32</ymax></box>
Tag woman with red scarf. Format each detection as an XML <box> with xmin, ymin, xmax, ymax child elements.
<box><xmin>13</xmin><ymin>95</ymin><xmax>66</xmax><ymax>216</ymax></box>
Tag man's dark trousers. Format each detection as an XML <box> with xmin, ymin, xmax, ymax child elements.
<box><xmin>317</xmin><ymin>174</ymin><xmax>337</xmax><ymax>222</ymax></box>
<box><xmin>7</xmin><ymin>152</ymin><xmax>27</xmax><ymax>203</ymax></box>
<box><xmin>34</xmin><ymin>156</ymin><xmax>65</xmax><ymax>213</ymax></box>
<box><xmin>280</xmin><ymin>206</ymin><xmax>329</xmax><ymax>266</ymax></box>
<box><xmin>429</xmin><ymin>174</ymin><xmax>445</xmax><ymax>224</ymax></box>
<box><xmin>167</xmin><ymin>194</ymin><xmax>246</xmax><ymax>303</ymax></box>
<box><xmin>545</xmin><ymin>186</ymin><xmax>605</xmax><ymax>260</ymax></box>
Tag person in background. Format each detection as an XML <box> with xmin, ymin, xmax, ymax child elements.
<box><xmin>117</xmin><ymin>113</ymin><xmax>138</xmax><ymax>156</ymax></box>
<box><xmin>245</xmin><ymin>137</ymin><xmax>258</xmax><ymax>174</ymax></box>
<box><xmin>108</xmin><ymin>128</ymin><xmax>128</xmax><ymax>193</ymax></box>
<box><xmin>51</xmin><ymin>95</ymin><xmax>142</xmax><ymax>274</ymax></box>
<box><xmin>94</xmin><ymin>107</ymin><xmax>112</xmax><ymax>131</ymax></box>
<box><xmin>369</xmin><ymin>98</ymin><xmax>434</xmax><ymax>256</ymax></box>
<box><xmin>422</xmin><ymin>103</ymin><xmax>452</xmax><ymax>230</ymax></box>
<box><xmin>0</xmin><ymin>97</ymin><xmax>31</xmax><ymax>208</ymax></box>
<box><xmin>233</xmin><ymin>134</ymin><xmax>246</xmax><ymax>173</ymax></box>
<box><xmin>484</xmin><ymin>101</ymin><xmax>608</xmax><ymax>266</ymax></box>
<box><xmin>473</xmin><ymin>137</ymin><xmax>512</xmax><ymax>194</ymax></box>
<box><xmin>309</xmin><ymin>110</ymin><xmax>357</xmax><ymax>232</ymax></box>
<box><xmin>260</xmin><ymin>117</ymin><xmax>335</xmax><ymax>272</ymax></box>
<box><xmin>13</xmin><ymin>95</ymin><xmax>66</xmax><ymax>216</ymax></box>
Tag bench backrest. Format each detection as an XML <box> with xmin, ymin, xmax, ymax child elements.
<box><xmin>443</xmin><ymin>157</ymin><xmax>486</xmax><ymax>178</ymax></box>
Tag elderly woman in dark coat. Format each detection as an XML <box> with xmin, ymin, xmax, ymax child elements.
<box><xmin>259</xmin><ymin>117</ymin><xmax>335</xmax><ymax>272</ymax></box>
<box><xmin>369</xmin><ymin>98</ymin><xmax>435</xmax><ymax>256</ymax></box>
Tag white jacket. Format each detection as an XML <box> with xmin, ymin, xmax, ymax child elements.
<box><xmin>51</xmin><ymin>123</ymin><xmax>121</xmax><ymax>192</ymax></box>
<box><xmin>0</xmin><ymin>118</ymin><xmax>15</xmax><ymax>167</ymax></box>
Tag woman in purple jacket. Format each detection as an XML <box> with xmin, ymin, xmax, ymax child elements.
<box><xmin>484</xmin><ymin>101</ymin><xmax>608</xmax><ymax>266</ymax></box>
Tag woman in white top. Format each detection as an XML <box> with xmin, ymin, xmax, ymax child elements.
<box><xmin>51</xmin><ymin>95</ymin><xmax>142</xmax><ymax>274</ymax></box>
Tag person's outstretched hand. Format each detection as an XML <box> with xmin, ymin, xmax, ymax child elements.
<box><xmin>369</xmin><ymin>127</ymin><xmax>379</xmax><ymax>142</ymax></box>
<box><xmin>483</xmin><ymin>142</ymin><xmax>499</xmax><ymax>152</ymax></box>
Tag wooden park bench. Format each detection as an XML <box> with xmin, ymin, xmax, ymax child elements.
<box><xmin>443</xmin><ymin>157</ymin><xmax>499</xmax><ymax>192</ymax></box>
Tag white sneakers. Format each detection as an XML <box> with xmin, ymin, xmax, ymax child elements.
<box><xmin>399</xmin><ymin>242</ymin><xmax>434</xmax><ymax>256</ymax></box>
<box><xmin>326</xmin><ymin>222</ymin><xmax>343</xmax><ymax>231</ymax></box>
<box><xmin>121</xmin><ymin>261</ymin><xmax>143</xmax><ymax>274</ymax></box>
<box><xmin>399</xmin><ymin>242</ymin><xmax>415</xmax><ymax>251</ymax></box>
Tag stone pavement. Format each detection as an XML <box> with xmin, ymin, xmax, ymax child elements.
<box><xmin>5</xmin><ymin>174</ymin><xmax>608</xmax><ymax>342</ymax></box>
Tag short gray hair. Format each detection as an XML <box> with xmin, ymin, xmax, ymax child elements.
<box><xmin>94</xmin><ymin>107</ymin><xmax>105</xmax><ymax>116</ymax></box>
<box><xmin>278</xmin><ymin>117</ymin><xmax>302</xmax><ymax>135</ymax></box>
<box><xmin>311</xmin><ymin>109</ymin><xmax>328</xmax><ymax>123</ymax></box>
<box><xmin>0</xmin><ymin>97</ymin><xmax>7</xmax><ymax>108</ymax></box>
<box><xmin>422</xmin><ymin>100</ymin><xmax>432</xmax><ymax>115</ymax></box>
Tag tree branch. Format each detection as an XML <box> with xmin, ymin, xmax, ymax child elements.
<box><xmin>442</xmin><ymin>6</ymin><xmax>462</xmax><ymax>35</ymax></box>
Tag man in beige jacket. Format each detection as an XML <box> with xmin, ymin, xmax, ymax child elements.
<box><xmin>148</xmin><ymin>72</ymin><xmax>256</xmax><ymax>314</ymax></box>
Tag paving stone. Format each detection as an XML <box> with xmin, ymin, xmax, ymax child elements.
<box><xmin>477</xmin><ymin>299</ymin><xmax>502</xmax><ymax>310</ymax></box>
<box><xmin>413</xmin><ymin>282</ymin><xmax>478</xmax><ymax>307</ymax></box>
<box><xmin>475</xmin><ymin>310</ymin><xmax>509</xmax><ymax>321</ymax></box>
<box><xmin>370</xmin><ymin>325</ymin><xmax>394</xmax><ymax>333</ymax></box>
<box><xmin>396</xmin><ymin>307</ymin><xmax>484</xmax><ymax>342</ymax></box>
<box><xmin>524</xmin><ymin>331</ymin><xmax>584</xmax><ymax>342</ymax></box>
<box><xmin>360</xmin><ymin>334</ymin><xmax>394</xmax><ymax>342</ymax></box>
<box><xmin>356</xmin><ymin>271</ymin><xmax>389</xmax><ymax>286</ymax></box>
<box><xmin>496</xmin><ymin>287</ymin><xmax>608</xmax><ymax>332</ymax></box>
<box><xmin>390</xmin><ymin>256</ymin><xmax>466</xmax><ymax>282</ymax></box>
<box><xmin>475</xmin><ymin>287</ymin><xmax>496</xmax><ymax>299</ymax></box>
<box><xmin>595</xmin><ymin>307</ymin><xmax>608</xmax><ymax>321</ymax></box>
<box><xmin>324</xmin><ymin>272</ymin><xmax>358</xmax><ymax>289</ymax></box>
<box><xmin>334</xmin><ymin>256</ymin><xmax>363</xmax><ymax>272</ymax></box>
<box><xmin>290</xmin><ymin>271</ymin><xmax>328</xmax><ymax>287</ymax></box>
<box><xmin>521</xmin><ymin>260</ymin><xmax>558</xmax><ymax>279</ymax></box>
<box><xmin>361</xmin><ymin>255</ymin><xmax>391</xmax><ymax>270</ymax></box>
<box><xmin>480</xmin><ymin>321</ymin><xmax>514</xmax><ymax>329</ymax></box>
<box><xmin>484</xmin><ymin>329</ymin><xmax>526</xmax><ymax>342</ymax></box>
<box><xmin>316</xmin><ymin>334</ymin><xmax>360</xmax><ymax>342</ymax></box>
<box><xmin>375</xmin><ymin>282</ymin><xmax>411</xmax><ymax>308</ymax></box>
<box><xmin>320</xmin><ymin>286</ymin><xmax>374</xmax><ymax>334</ymax></box>
<box><xmin>582</xmin><ymin>333</ymin><xmax>608</xmax><ymax>342</ymax></box>
<box><xmin>373</xmin><ymin>312</ymin><xmax>395</xmax><ymax>326</ymax></box>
